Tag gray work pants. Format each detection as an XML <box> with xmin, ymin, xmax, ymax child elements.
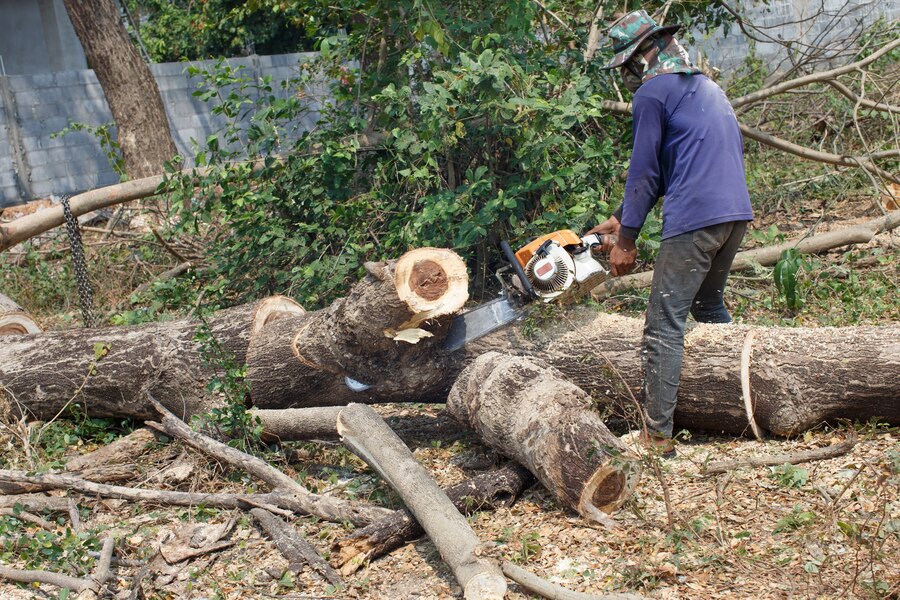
<box><xmin>641</xmin><ymin>220</ymin><xmax>748</xmax><ymax>437</ymax></box>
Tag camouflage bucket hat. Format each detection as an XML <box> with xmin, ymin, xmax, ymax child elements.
<box><xmin>600</xmin><ymin>9</ymin><xmax>681</xmax><ymax>70</ymax></box>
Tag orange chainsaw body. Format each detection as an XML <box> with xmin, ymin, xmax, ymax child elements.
<box><xmin>514</xmin><ymin>229</ymin><xmax>583</xmax><ymax>268</ymax></box>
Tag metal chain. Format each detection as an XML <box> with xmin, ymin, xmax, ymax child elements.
<box><xmin>60</xmin><ymin>195</ymin><xmax>98</xmax><ymax>328</ymax></box>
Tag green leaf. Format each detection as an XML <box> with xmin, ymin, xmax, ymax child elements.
<box><xmin>93</xmin><ymin>342</ymin><xmax>110</xmax><ymax>361</ymax></box>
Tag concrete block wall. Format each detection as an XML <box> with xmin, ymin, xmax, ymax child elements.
<box><xmin>692</xmin><ymin>0</ymin><xmax>900</xmax><ymax>74</ymax></box>
<box><xmin>0</xmin><ymin>52</ymin><xmax>322</xmax><ymax>207</ymax></box>
<box><xmin>0</xmin><ymin>94</ymin><xmax>18</xmax><ymax>203</ymax></box>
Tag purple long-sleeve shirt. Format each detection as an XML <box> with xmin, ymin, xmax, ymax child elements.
<box><xmin>613</xmin><ymin>74</ymin><xmax>753</xmax><ymax>241</ymax></box>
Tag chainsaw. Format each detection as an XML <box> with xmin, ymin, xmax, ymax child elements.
<box><xmin>441</xmin><ymin>229</ymin><xmax>612</xmax><ymax>351</ymax></box>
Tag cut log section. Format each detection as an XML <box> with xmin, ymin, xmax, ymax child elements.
<box><xmin>334</xmin><ymin>462</ymin><xmax>534</xmax><ymax>575</ymax></box>
<box><xmin>337</xmin><ymin>403</ymin><xmax>507</xmax><ymax>600</ymax></box>
<box><xmin>252</xmin><ymin>407</ymin><xmax>342</xmax><ymax>441</ymax></box>
<box><xmin>506</xmin><ymin>311</ymin><xmax>900</xmax><ymax>437</ymax></box>
<box><xmin>0</xmin><ymin>300</ymin><xmax>263</xmax><ymax>421</ymax></box>
<box><xmin>448</xmin><ymin>352</ymin><xmax>641</xmax><ymax>523</ymax></box>
<box><xmin>247</xmin><ymin>248</ymin><xmax>468</xmax><ymax>408</ymax></box>
<box><xmin>0</xmin><ymin>292</ymin><xmax>40</xmax><ymax>336</ymax></box>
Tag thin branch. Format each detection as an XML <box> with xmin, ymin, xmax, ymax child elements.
<box><xmin>702</xmin><ymin>434</ymin><xmax>857</xmax><ymax>475</ymax></box>
<box><xmin>501</xmin><ymin>561</ymin><xmax>646</xmax><ymax>599</ymax></box>
<box><xmin>827</xmin><ymin>79</ymin><xmax>900</xmax><ymax>114</ymax></box>
<box><xmin>731</xmin><ymin>37</ymin><xmax>900</xmax><ymax>109</ymax></box>
<box><xmin>738</xmin><ymin>124</ymin><xmax>900</xmax><ymax>185</ymax></box>
<box><xmin>530</xmin><ymin>0</ymin><xmax>577</xmax><ymax>37</ymax></box>
<box><xmin>0</xmin><ymin>469</ymin><xmax>294</xmax><ymax>516</ymax></box>
<box><xmin>147</xmin><ymin>394</ymin><xmax>394</xmax><ymax>526</ymax></box>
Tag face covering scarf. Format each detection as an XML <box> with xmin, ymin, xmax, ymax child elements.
<box><xmin>639</xmin><ymin>34</ymin><xmax>701</xmax><ymax>82</ymax></box>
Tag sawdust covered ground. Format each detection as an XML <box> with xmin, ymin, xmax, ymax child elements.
<box><xmin>1</xmin><ymin>403</ymin><xmax>897</xmax><ymax>599</ymax></box>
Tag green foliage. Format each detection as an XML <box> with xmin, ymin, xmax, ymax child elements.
<box><xmin>769</xmin><ymin>463</ymin><xmax>809</xmax><ymax>488</ymax></box>
<box><xmin>191</xmin><ymin>317</ymin><xmax>262</xmax><ymax>451</ymax></box>
<box><xmin>25</xmin><ymin>409</ymin><xmax>137</xmax><ymax>471</ymax></box>
<box><xmin>774</xmin><ymin>505</ymin><xmax>817</xmax><ymax>533</ymax></box>
<box><xmin>126</xmin><ymin>0</ymin><xmax>312</xmax><ymax>62</ymax></box>
<box><xmin>773</xmin><ymin>248</ymin><xmax>805</xmax><ymax>313</ymax></box>
<box><xmin>0</xmin><ymin>514</ymin><xmax>101</xmax><ymax>576</ymax></box>
<box><xmin>141</xmin><ymin>0</ymin><xmax>743</xmax><ymax>309</ymax></box>
<box><xmin>53</xmin><ymin>121</ymin><xmax>127</xmax><ymax>180</ymax></box>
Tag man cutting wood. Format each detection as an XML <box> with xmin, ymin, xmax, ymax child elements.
<box><xmin>587</xmin><ymin>9</ymin><xmax>754</xmax><ymax>456</ymax></box>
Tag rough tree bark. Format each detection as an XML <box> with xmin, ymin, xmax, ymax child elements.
<box><xmin>448</xmin><ymin>352</ymin><xmax>641</xmax><ymax>523</ymax></box>
<box><xmin>0</xmin><ymin>301</ymin><xmax>261</xmax><ymax>421</ymax></box>
<box><xmin>2</xmin><ymin>255</ymin><xmax>897</xmax><ymax>436</ymax></box>
<box><xmin>62</xmin><ymin>0</ymin><xmax>178</xmax><ymax>178</ymax></box>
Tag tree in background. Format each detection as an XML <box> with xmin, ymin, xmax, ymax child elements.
<box><xmin>125</xmin><ymin>0</ymin><xmax>314</xmax><ymax>62</ymax></box>
<box><xmin>63</xmin><ymin>0</ymin><xmax>178</xmax><ymax>179</ymax></box>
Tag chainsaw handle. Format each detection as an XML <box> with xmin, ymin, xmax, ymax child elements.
<box><xmin>500</xmin><ymin>240</ymin><xmax>538</xmax><ymax>300</ymax></box>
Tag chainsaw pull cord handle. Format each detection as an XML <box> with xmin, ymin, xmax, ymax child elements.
<box><xmin>500</xmin><ymin>240</ymin><xmax>539</xmax><ymax>300</ymax></box>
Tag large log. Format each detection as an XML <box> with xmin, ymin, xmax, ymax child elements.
<box><xmin>448</xmin><ymin>352</ymin><xmax>641</xmax><ymax>523</ymax></box>
<box><xmin>0</xmin><ymin>301</ymin><xmax>261</xmax><ymax>421</ymax></box>
<box><xmin>2</xmin><ymin>245</ymin><xmax>897</xmax><ymax>437</ymax></box>
<box><xmin>247</xmin><ymin>247</ymin><xmax>468</xmax><ymax>408</ymax></box>
<box><xmin>249</xmin><ymin>296</ymin><xmax>899</xmax><ymax>438</ymax></box>
<box><xmin>479</xmin><ymin>310</ymin><xmax>900</xmax><ymax>437</ymax></box>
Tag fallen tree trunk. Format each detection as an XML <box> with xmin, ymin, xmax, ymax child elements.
<box><xmin>247</xmin><ymin>248</ymin><xmax>468</xmax><ymax>408</ymax></box>
<box><xmin>448</xmin><ymin>352</ymin><xmax>641</xmax><ymax>524</ymax></box>
<box><xmin>0</xmin><ymin>300</ymin><xmax>265</xmax><ymax>421</ymax></box>
<box><xmin>334</xmin><ymin>462</ymin><xmax>534</xmax><ymax>575</ymax></box>
<box><xmin>486</xmin><ymin>310</ymin><xmax>900</xmax><ymax>437</ymax></box>
<box><xmin>2</xmin><ymin>245</ymin><xmax>898</xmax><ymax>437</ymax></box>
<box><xmin>591</xmin><ymin>211</ymin><xmax>900</xmax><ymax>299</ymax></box>
<box><xmin>337</xmin><ymin>403</ymin><xmax>507</xmax><ymax>599</ymax></box>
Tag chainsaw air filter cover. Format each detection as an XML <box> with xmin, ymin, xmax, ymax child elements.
<box><xmin>524</xmin><ymin>242</ymin><xmax>575</xmax><ymax>300</ymax></box>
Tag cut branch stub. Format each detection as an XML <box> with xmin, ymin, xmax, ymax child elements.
<box><xmin>247</xmin><ymin>248</ymin><xmax>469</xmax><ymax>409</ymax></box>
<box><xmin>251</xmin><ymin>295</ymin><xmax>305</xmax><ymax>336</ymax></box>
<box><xmin>448</xmin><ymin>352</ymin><xmax>641</xmax><ymax>523</ymax></box>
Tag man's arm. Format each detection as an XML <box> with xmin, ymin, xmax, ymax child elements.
<box><xmin>619</xmin><ymin>93</ymin><xmax>665</xmax><ymax>241</ymax></box>
<box><xmin>607</xmin><ymin>93</ymin><xmax>665</xmax><ymax>276</ymax></box>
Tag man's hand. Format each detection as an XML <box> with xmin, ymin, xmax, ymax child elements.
<box><xmin>609</xmin><ymin>236</ymin><xmax>638</xmax><ymax>277</ymax></box>
<box><xmin>586</xmin><ymin>215</ymin><xmax>621</xmax><ymax>237</ymax></box>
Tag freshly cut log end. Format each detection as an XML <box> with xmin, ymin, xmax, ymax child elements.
<box><xmin>251</xmin><ymin>295</ymin><xmax>305</xmax><ymax>336</ymax></box>
<box><xmin>464</xmin><ymin>572</ymin><xmax>507</xmax><ymax>600</ymax></box>
<box><xmin>0</xmin><ymin>292</ymin><xmax>41</xmax><ymax>336</ymax></box>
<box><xmin>394</xmin><ymin>247</ymin><xmax>468</xmax><ymax>318</ymax></box>
<box><xmin>0</xmin><ymin>312</ymin><xmax>41</xmax><ymax>336</ymax></box>
<box><xmin>448</xmin><ymin>352</ymin><xmax>641</xmax><ymax>523</ymax></box>
<box><xmin>580</xmin><ymin>462</ymin><xmax>639</xmax><ymax>516</ymax></box>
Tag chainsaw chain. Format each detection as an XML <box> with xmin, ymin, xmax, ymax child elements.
<box><xmin>60</xmin><ymin>195</ymin><xmax>98</xmax><ymax>328</ymax></box>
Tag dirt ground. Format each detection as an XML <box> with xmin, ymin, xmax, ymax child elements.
<box><xmin>1</xmin><ymin>402</ymin><xmax>897</xmax><ymax>600</ymax></box>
